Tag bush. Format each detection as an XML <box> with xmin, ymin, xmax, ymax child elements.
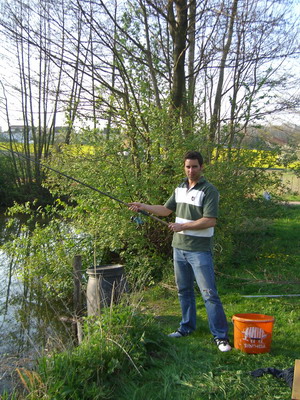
<box><xmin>4</xmin><ymin>117</ymin><xmax>290</xmax><ymax>295</ymax></box>
<box><xmin>204</xmin><ymin>152</ymin><xmax>285</xmax><ymax>267</ymax></box>
<box><xmin>0</xmin><ymin>154</ymin><xmax>19</xmax><ymax>207</ymax></box>
<box><xmin>0</xmin><ymin>153</ymin><xmax>53</xmax><ymax>207</ymax></box>
<box><xmin>18</xmin><ymin>305</ymin><xmax>172</xmax><ymax>400</ymax></box>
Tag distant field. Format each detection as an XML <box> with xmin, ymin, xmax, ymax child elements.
<box><xmin>1</xmin><ymin>142</ymin><xmax>299</xmax><ymax>167</ymax></box>
<box><xmin>0</xmin><ymin>142</ymin><xmax>95</xmax><ymax>156</ymax></box>
<box><xmin>277</xmin><ymin>170</ymin><xmax>300</xmax><ymax>197</ymax></box>
<box><xmin>214</xmin><ymin>147</ymin><xmax>300</xmax><ymax>169</ymax></box>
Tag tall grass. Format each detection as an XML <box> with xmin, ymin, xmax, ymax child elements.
<box><xmin>10</xmin><ymin>304</ymin><xmax>175</xmax><ymax>400</ymax></box>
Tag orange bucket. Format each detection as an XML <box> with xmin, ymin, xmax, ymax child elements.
<box><xmin>232</xmin><ymin>313</ymin><xmax>275</xmax><ymax>354</ymax></box>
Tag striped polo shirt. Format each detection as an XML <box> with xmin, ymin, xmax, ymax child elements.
<box><xmin>164</xmin><ymin>177</ymin><xmax>219</xmax><ymax>252</ymax></box>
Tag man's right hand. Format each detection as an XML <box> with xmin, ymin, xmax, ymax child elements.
<box><xmin>128</xmin><ymin>202</ymin><xmax>173</xmax><ymax>217</ymax></box>
<box><xmin>128</xmin><ymin>202</ymin><xmax>145</xmax><ymax>212</ymax></box>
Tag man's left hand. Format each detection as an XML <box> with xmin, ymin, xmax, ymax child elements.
<box><xmin>168</xmin><ymin>223</ymin><xmax>183</xmax><ymax>232</ymax></box>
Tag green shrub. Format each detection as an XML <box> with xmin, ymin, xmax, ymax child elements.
<box><xmin>19</xmin><ymin>306</ymin><xmax>172</xmax><ymax>400</ymax></box>
<box><xmin>0</xmin><ymin>154</ymin><xmax>19</xmax><ymax>206</ymax></box>
<box><xmin>3</xmin><ymin>117</ymin><xmax>291</xmax><ymax>295</ymax></box>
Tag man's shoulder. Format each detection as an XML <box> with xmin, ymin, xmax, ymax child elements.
<box><xmin>175</xmin><ymin>179</ymin><xmax>188</xmax><ymax>189</ymax></box>
<box><xmin>197</xmin><ymin>178</ymin><xmax>218</xmax><ymax>193</ymax></box>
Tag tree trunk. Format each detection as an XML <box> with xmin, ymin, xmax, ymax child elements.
<box><xmin>168</xmin><ymin>0</ymin><xmax>188</xmax><ymax>115</ymax></box>
<box><xmin>209</xmin><ymin>0</ymin><xmax>239</xmax><ymax>151</ymax></box>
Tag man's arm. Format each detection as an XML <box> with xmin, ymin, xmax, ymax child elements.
<box><xmin>129</xmin><ymin>202</ymin><xmax>173</xmax><ymax>217</ymax></box>
<box><xmin>169</xmin><ymin>217</ymin><xmax>216</xmax><ymax>232</ymax></box>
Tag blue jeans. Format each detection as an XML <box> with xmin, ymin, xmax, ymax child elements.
<box><xmin>173</xmin><ymin>248</ymin><xmax>228</xmax><ymax>339</ymax></box>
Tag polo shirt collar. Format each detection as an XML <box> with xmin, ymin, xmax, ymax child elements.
<box><xmin>184</xmin><ymin>176</ymin><xmax>206</xmax><ymax>189</ymax></box>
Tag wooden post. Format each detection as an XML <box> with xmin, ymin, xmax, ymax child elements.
<box><xmin>292</xmin><ymin>360</ymin><xmax>300</xmax><ymax>400</ymax></box>
<box><xmin>73</xmin><ymin>255</ymin><xmax>82</xmax><ymax>315</ymax></box>
<box><xmin>73</xmin><ymin>255</ymin><xmax>83</xmax><ymax>344</ymax></box>
<box><xmin>73</xmin><ymin>256</ymin><xmax>82</xmax><ymax>344</ymax></box>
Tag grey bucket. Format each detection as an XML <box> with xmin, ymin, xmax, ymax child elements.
<box><xmin>86</xmin><ymin>264</ymin><xmax>127</xmax><ymax>316</ymax></box>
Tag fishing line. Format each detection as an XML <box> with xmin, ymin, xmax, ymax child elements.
<box><xmin>0</xmin><ymin>144</ymin><xmax>169</xmax><ymax>227</ymax></box>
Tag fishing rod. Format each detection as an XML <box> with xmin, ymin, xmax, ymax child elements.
<box><xmin>0</xmin><ymin>144</ymin><xmax>169</xmax><ymax>227</ymax></box>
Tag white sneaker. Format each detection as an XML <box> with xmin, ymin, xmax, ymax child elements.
<box><xmin>168</xmin><ymin>330</ymin><xmax>185</xmax><ymax>338</ymax></box>
<box><xmin>214</xmin><ymin>338</ymin><xmax>232</xmax><ymax>352</ymax></box>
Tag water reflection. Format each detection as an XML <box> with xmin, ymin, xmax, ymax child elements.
<box><xmin>0</xmin><ymin>250</ymin><xmax>24</xmax><ymax>354</ymax></box>
<box><xmin>0</xmin><ymin>212</ymin><xmax>75</xmax><ymax>394</ymax></box>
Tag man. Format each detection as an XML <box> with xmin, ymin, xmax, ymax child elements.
<box><xmin>129</xmin><ymin>151</ymin><xmax>231</xmax><ymax>352</ymax></box>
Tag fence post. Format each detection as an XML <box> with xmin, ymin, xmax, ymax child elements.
<box><xmin>73</xmin><ymin>255</ymin><xmax>83</xmax><ymax>344</ymax></box>
<box><xmin>73</xmin><ymin>255</ymin><xmax>82</xmax><ymax>315</ymax></box>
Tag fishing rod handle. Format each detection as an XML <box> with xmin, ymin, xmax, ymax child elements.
<box><xmin>138</xmin><ymin>209</ymin><xmax>169</xmax><ymax>226</ymax></box>
<box><xmin>138</xmin><ymin>209</ymin><xmax>151</xmax><ymax>217</ymax></box>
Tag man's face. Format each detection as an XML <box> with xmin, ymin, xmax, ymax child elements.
<box><xmin>184</xmin><ymin>158</ymin><xmax>203</xmax><ymax>182</ymax></box>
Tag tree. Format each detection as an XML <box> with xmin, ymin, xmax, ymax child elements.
<box><xmin>0</xmin><ymin>0</ymin><xmax>299</xmax><ymax>171</ymax></box>
<box><xmin>209</xmin><ymin>0</ymin><xmax>238</xmax><ymax>148</ymax></box>
<box><xmin>205</xmin><ymin>0</ymin><xmax>299</xmax><ymax>158</ymax></box>
<box><xmin>0</xmin><ymin>0</ymin><xmax>66</xmax><ymax>186</ymax></box>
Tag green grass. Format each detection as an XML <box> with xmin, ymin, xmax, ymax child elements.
<box><xmin>14</xmin><ymin>205</ymin><xmax>300</xmax><ymax>400</ymax></box>
<box><xmin>280</xmin><ymin>190</ymin><xmax>300</xmax><ymax>202</ymax></box>
<box><xmin>114</xmin><ymin>205</ymin><xmax>300</xmax><ymax>400</ymax></box>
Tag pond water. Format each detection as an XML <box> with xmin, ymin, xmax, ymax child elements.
<box><xmin>0</xmin><ymin>212</ymin><xmax>75</xmax><ymax>394</ymax></box>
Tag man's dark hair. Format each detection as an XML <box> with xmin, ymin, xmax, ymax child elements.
<box><xmin>184</xmin><ymin>151</ymin><xmax>203</xmax><ymax>166</ymax></box>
